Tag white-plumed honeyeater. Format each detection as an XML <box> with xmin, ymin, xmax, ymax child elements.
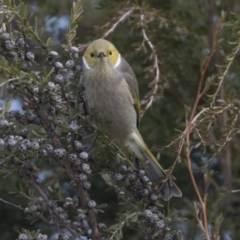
<box><xmin>82</xmin><ymin>39</ymin><xmax>182</xmax><ymax>201</ymax></box>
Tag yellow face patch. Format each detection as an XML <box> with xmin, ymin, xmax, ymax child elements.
<box><xmin>83</xmin><ymin>39</ymin><xmax>120</xmax><ymax>69</ymax></box>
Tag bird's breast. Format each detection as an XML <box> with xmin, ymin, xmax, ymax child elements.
<box><xmin>83</xmin><ymin>71</ymin><xmax>137</xmax><ymax>139</ymax></box>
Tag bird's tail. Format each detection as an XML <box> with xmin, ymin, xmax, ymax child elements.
<box><xmin>124</xmin><ymin>130</ymin><xmax>182</xmax><ymax>201</ymax></box>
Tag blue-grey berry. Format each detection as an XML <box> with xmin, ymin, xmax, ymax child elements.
<box><xmin>139</xmin><ymin>170</ymin><xmax>146</xmax><ymax>176</ymax></box>
<box><xmin>163</xmin><ymin>232</ymin><xmax>172</xmax><ymax>240</ymax></box>
<box><xmin>1</xmin><ymin>32</ymin><xmax>11</xmax><ymax>40</ymax></box>
<box><xmin>142</xmin><ymin>188</ymin><xmax>149</xmax><ymax>196</ymax></box>
<box><xmin>82</xmin><ymin>163</ymin><xmax>91</xmax><ymax>174</ymax></box>
<box><xmin>74</xmin><ymin>158</ymin><xmax>82</xmax><ymax>166</ymax></box>
<box><xmin>17</xmin><ymin>38</ymin><xmax>25</xmax><ymax>48</ymax></box>
<box><xmin>26</xmin><ymin>52</ymin><xmax>35</xmax><ymax>61</ymax></box>
<box><xmin>54</xmin><ymin>74</ymin><xmax>64</xmax><ymax>83</ymax></box>
<box><xmin>120</xmin><ymin>165</ymin><xmax>127</xmax><ymax>172</ymax></box>
<box><xmin>87</xmin><ymin>200</ymin><xmax>96</xmax><ymax>208</ymax></box>
<box><xmin>31</xmin><ymin>141</ymin><xmax>40</xmax><ymax>150</ymax></box>
<box><xmin>5</xmin><ymin>40</ymin><xmax>15</xmax><ymax>50</ymax></box>
<box><xmin>46</xmin><ymin>144</ymin><xmax>53</xmax><ymax>152</ymax></box>
<box><xmin>21</xmin><ymin>61</ymin><xmax>29</xmax><ymax>70</ymax></box>
<box><xmin>54</xmin><ymin>61</ymin><xmax>63</xmax><ymax>69</ymax></box>
<box><xmin>47</xmin><ymin>82</ymin><xmax>55</xmax><ymax>90</ymax></box>
<box><xmin>68</xmin><ymin>153</ymin><xmax>77</xmax><ymax>163</ymax></box>
<box><xmin>74</xmin><ymin>140</ymin><xmax>82</xmax><ymax>150</ymax></box>
<box><xmin>82</xmin><ymin>219</ymin><xmax>89</xmax><ymax>229</ymax></box>
<box><xmin>75</xmin><ymin>173</ymin><xmax>87</xmax><ymax>182</ymax></box>
<box><xmin>114</xmin><ymin>173</ymin><xmax>124</xmax><ymax>181</ymax></box>
<box><xmin>155</xmin><ymin>220</ymin><xmax>165</xmax><ymax>229</ymax></box>
<box><xmin>79</xmin><ymin>151</ymin><xmax>88</xmax><ymax>160</ymax></box>
<box><xmin>19</xmin><ymin>144</ymin><xmax>27</xmax><ymax>151</ymax></box>
<box><xmin>29</xmin><ymin>204</ymin><xmax>37</xmax><ymax>212</ymax></box>
<box><xmin>53</xmin><ymin>148</ymin><xmax>66</xmax><ymax>158</ymax></box>
<box><xmin>152</xmin><ymin>213</ymin><xmax>159</xmax><ymax>221</ymax></box>
<box><xmin>60</xmin><ymin>234</ymin><xmax>69</xmax><ymax>240</ymax></box>
<box><xmin>78</xmin><ymin>212</ymin><xmax>87</xmax><ymax>219</ymax></box>
<box><xmin>49</xmin><ymin>51</ymin><xmax>58</xmax><ymax>58</ymax></box>
<box><xmin>151</xmin><ymin>193</ymin><xmax>158</xmax><ymax>201</ymax></box>
<box><xmin>37</xmin><ymin>233</ymin><xmax>48</xmax><ymax>240</ymax></box>
<box><xmin>8</xmin><ymin>138</ymin><xmax>17</xmax><ymax>147</ymax></box>
<box><xmin>66</xmin><ymin>60</ymin><xmax>75</xmax><ymax>68</ymax></box>
<box><xmin>32</xmin><ymin>87</ymin><xmax>39</xmax><ymax>93</ymax></box>
<box><xmin>0</xmin><ymin>139</ymin><xmax>5</xmax><ymax>146</ymax></box>
<box><xmin>70</xmin><ymin>46</ymin><xmax>79</xmax><ymax>53</ymax></box>
<box><xmin>83</xmin><ymin>181</ymin><xmax>91</xmax><ymax>189</ymax></box>
<box><xmin>54</xmin><ymin>96</ymin><xmax>62</xmax><ymax>104</ymax></box>
<box><xmin>98</xmin><ymin>223</ymin><xmax>107</xmax><ymax>229</ymax></box>
<box><xmin>18</xmin><ymin>233</ymin><xmax>29</xmax><ymax>240</ymax></box>
<box><xmin>142</xmin><ymin>175</ymin><xmax>150</xmax><ymax>183</ymax></box>
<box><xmin>144</xmin><ymin>209</ymin><xmax>153</xmax><ymax>219</ymax></box>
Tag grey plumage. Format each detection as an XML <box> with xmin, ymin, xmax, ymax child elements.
<box><xmin>82</xmin><ymin>39</ymin><xmax>182</xmax><ymax>201</ymax></box>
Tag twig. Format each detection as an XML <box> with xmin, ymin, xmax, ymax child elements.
<box><xmin>211</xmin><ymin>41</ymin><xmax>240</xmax><ymax>107</ymax></box>
<box><xmin>140</xmin><ymin>13</ymin><xmax>160</xmax><ymax>116</ymax></box>
<box><xmin>189</xmin><ymin>43</ymin><xmax>217</xmax><ymax>122</ymax></box>
<box><xmin>182</xmin><ymin>10</ymin><xmax>225</xmax><ymax>240</ymax></box>
<box><xmin>164</xmin><ymin>103</ymin><xmax>231</xmax><ymax>150</ymax></box>
<box><xmin>102</xmin><ymin>8</ymin><xmax>135</xmax><ymax>38</ymax></box>
<box><xmin>109</xmin><ymin>212</ymin><xmax>138</xmax><ymax>240</ymax></box>
<box><xmin>0</xmin><ymin>197</ymin><xmax>23</xmax><ymax>210</ymax></box>
<box><xmin>0</xmin><ymin>77</ymin><xmax>19</xmax><ymax>88</ymax></box>
<box><xmin>185</xmin><ymin>120</ymin><xmax>210</xmax><ymax>240</ymax></box>
<box><xmin>34</xmin><ymin>212</ymin><xmax>55</xmax><ymax>226</ymax></box>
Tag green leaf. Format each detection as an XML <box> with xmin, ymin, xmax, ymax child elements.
<box><xmin>19</xmin><ymin>2</ymin><xmax>26</xmax><ymax>18</ymax></box>
<box><xmin>45</xmin><ymin>37</ymin><xmax>52</xmax><ymax>47</ymax></box>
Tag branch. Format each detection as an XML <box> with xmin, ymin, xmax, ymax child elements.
<box><xmin>189</xmin><ymin>43</ymin><xmax>217</xmax><ymax>122</ymax></box>
<box><xmin>185</xmin><ymin>120</ymin><xmax>210</xmax><ymax>240</ymax></box>
<box><xmin>109</xmin><ymin>212</ymin><xmax>138</xmax><ymax>240</ymax></box>
<box><xmin>211</xmin><ymin>41</ymin><xmax>240</xmax><ymax>107</ymax></box>
<box><xmin>0</xmin><ymin>197</ymin><xmax>23</xmax><ymax>210</ymax></box>
<box><xmin>140</xmin><ymin>13</ymin><xmax>160</xmax><ymax>116</ymax></box>
<box><xmin>102</xmin><ymin>8</ymin><xmax>135</xmax><ymax>39</ymax></box>
<box><xmin>180</xmin><ymin>10</ymin><xmax>225</xmax><ymax>238</ymax></box>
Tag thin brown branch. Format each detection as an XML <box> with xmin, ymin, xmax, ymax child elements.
<box><xmin>185</xmin><ymin>120</ymin><xmax>210</xmax><ymax>240</ymax></box>
<box><xmin>211</xmin><ymin>41</ymin><xmax>240</xmax><ymax>107</ymax></box>
<box><xmin>34</xmin><ymin>212</ymin><xmax>55</xmax><ymax>226</ymax></box>
<box><xmin>182</xmin><ymin>17</ymin><xmax>225</xmax><ymax>239</ymax></box>
<box><xmin>140</xmin><ymin>13</ymin><xmax>160</xmax><ymax>116</ymax></box>
<box><xmin>109</xmin><ymin>212</ymin><xmax>138</xmax><ymax>240</ymax></box>
<box><xmin>189</xmin><ymin>42</ymin><xmax>217</xmax><ymax>122</ymax></box>
<box><xmin>208</xmin><ymin>0</ymin><xmax>233</xmax><ymax>190</ymax></box>
<box><xmin>163</xmin><ymin>103</ymin><xmax>232</xmax><ymax>165</ymax></box>
<box><xmin>185</xmin><ymin>122</ymin><xmax>204</xmax><ymax>207</ymax></box>
<box><xmin>0</xmin><ymin>197</ymin><xmax>23</xmax><ymax>210</ymax></box>
<box><xmin>102</xmin><ymin>8</ymin><xmax>135</xmax><ymax>39</ymax></box>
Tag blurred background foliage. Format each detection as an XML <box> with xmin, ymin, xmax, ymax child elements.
<box><xmin>1</xmin><ymin>0</ymin><xmax>240</xmax><ymax>239</ymax></box>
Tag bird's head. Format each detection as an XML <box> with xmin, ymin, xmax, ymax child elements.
<box><xmin>82</xmin><ymin>39</ymin><xmax>121</xmax><ymax>70</ymax></box>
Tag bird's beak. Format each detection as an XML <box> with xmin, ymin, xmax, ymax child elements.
<box><xmin>98</xmin><ymin>52</ymin><xmax>106</xmax><ymax>58</ymax></box>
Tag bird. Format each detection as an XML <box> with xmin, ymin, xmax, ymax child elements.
<box><xmin>82</xmin><ymin>39</ymin><xmax>182</xmax><ymax>201</ymax></box>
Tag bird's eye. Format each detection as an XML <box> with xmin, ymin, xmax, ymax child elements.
<box><xmin>109</xmin><ymin>51</ymin><xmax>112</xmax><ymax>55</ymax></box>
<box><xmin>90</xmin><ymin>53</ymin><xmax>94</xmax><ymax>58</ymax></box>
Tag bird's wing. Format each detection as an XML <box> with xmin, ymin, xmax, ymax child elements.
<box><xmin>118</xmin><ymin>56</ymin><xmax>141</xmax><ymax>128</ymax></box>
